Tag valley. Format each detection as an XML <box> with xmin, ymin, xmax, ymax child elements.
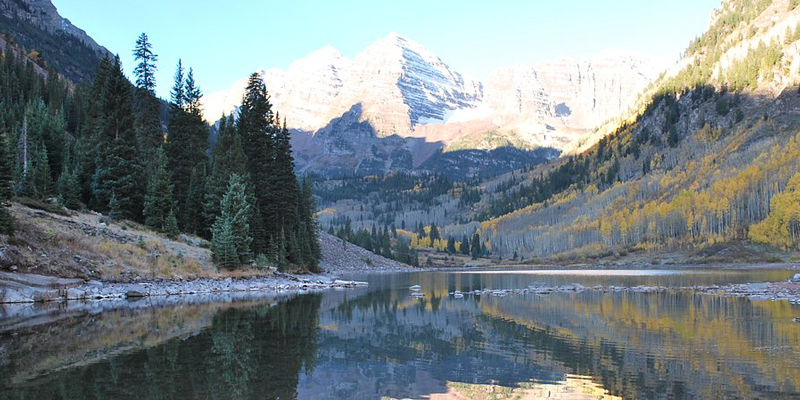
<box><xmin>1</xmin><ymin>0</ymin><xmax>800</xmax><ymax>399</ymax></box>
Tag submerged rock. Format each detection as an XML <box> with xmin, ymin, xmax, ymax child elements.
<box><xmin>125</xmin><ymin>290</ymin><xmax>147</xmax><ymax>299</ymax></box>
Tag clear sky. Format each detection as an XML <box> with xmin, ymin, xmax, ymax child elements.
<box><xmin>52</xmin><ymin>0</ymin><xmax>722</xmax><ymax>100</ymax></box>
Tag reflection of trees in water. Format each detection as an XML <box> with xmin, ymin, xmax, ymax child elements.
<box><xmin>0</xmin><ymin>294</ymin><xmax>322</xmax><ymax>400</ymax></box>
<box><xmin>317</xmin><ymin>286</ymin><xmax>800</xmax><ymax>399</ymax></box>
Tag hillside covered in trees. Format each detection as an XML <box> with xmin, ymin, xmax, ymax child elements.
<box><xmin>0</xmin><ymin>31</ymin><xmax>321</xmax><ymax>273</ymax></box>
<box><xmin>316</xmin><ymin>0</ymin><xmax>800</xmax><ymax>264</ymax></box>
<box><xmin>470</xmin><ymin>0</ymin><xmax>800</xmax><ymax>261</ymax></box>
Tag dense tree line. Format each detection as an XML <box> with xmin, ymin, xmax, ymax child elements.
<box><xmin>327</xmin><ymin>217</ymin><xmax>419</xmax><ymax>266</ymax></box>
<box><xmin>0</xmin><ymin>34</ymin><xmax>320</xmax><ymax>272</ymax></box>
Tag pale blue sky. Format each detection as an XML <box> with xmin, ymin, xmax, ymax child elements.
<box><xmin>53</xmin><ymin>0</ymin><xmax>721</xmax><ymax>99</ymax></box>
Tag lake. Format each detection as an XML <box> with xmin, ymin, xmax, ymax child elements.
<box><xmin>1</xmin><ymin>268</ymin><xmax>799</xmax><ymax>399</ymax></box>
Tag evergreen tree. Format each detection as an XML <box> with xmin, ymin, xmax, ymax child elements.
<box><xmin>446</xmin><ymin>237</ymin><xmax>456</xmax><ymax>254</ymax></box>
<box><xmin>461</xmin><ymin>235</ymin><xmax>470</xmax><ymax>255</ymax></box>
<box><xmin>170</xmin><ymin>59</ymin><xmax>185</xmax><ymax>109</ymax></box>
<box><xmin>0</xmin><ymin>132</ymin><xmax>15</xmax><ymax>235</ymax></box>
<box><xmin>211</xmin><ymin>219</ymin><xmax>238</xmax><ymax>270</ymax></box>
<box><xmin>132</xmin><ymin>33</ymin><xmax>158</xmax><ymax>93</ymax></box>
<box><xmin>274</xmin><ymin>120</ymin><xmax>298</xmax><ymax>230</ymax></box>
<box><xmin>164</xmin><ymin>209</ymin><xmax>180</xmax><ymax>239</ymax></box>
<box><xmin>166</xmin><ymin>63</ymin><xmax>208</xmax><ymax>227</ymax></box>
<box><xmin>429</xmin><ymin>224</ymin><xmax>440</xmax><ymax>241</ymax></box>
<box><xmin>203</xmin><ymin>114</ymin><xmax>247</xmax><ymax>236</ymax></box>
<box><xmin>183</xmin><ymin>163</ymin><xmax>206</xmax><ymax>235</ymax></box>
<box><xmin>132</xmin><ymin>33</ymin><xmax>162</xmax><ymax>162</ymax></box>
<box><xmin>296</xmin><ymin>176</ymin><xmax>320</xmax><ymax>270</ymax></box>
<box><xmin>143</xmin><ymin>147</ymin><xmax>174</xmax><ymax>231</ymax></box>
<box><xmin>108</xmin><ymin>191</ymin><xmax>121</xmax><ymax>221</ymax></box>
<box><xmin>211</xmin><ymin>174</ymin><xmax>253</xmax><ymax>267</ymax></box>
<box><xmin>92</xmin><ymin>57</ymin><xmax>143</xmax><ymax>221</ymax></box>
<box><xmin>470</xmin><ymin>233</ymin><xmax>481</xmax><ymax>260</ymax></box>
<box><xmin>238</xmin><ymin>72</ymin><xmax>276</xmax><ymax>251</ymax></box>
<box><xmin>57</xmin><ymin>167</ymin><xmax>81</xmax><ymax>210</ymax></box>
<box><xmin>31</xmin><ymin>144</ymin><xmax>53</xmax><ymax>197</ymax></box>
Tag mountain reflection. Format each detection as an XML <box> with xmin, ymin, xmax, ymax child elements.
<box><xmin>1</xmin><ymin>270</ymin><xmax>799</xmax><ymax>400</ymax></box>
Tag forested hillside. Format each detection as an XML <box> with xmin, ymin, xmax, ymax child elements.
<box><xmin>317</xmin><ymin>0</ymin><xmax>800</xmax><ymax>263</ymax></box>
<box><xmin>473</xmin><ymin>0</ymin><xmax>800</xmax><ymax>260</ymax></box>
<box><xmin>0</xmin><ymin>33</ymin><xmax>321</xmax><ymax>273</ymax></box>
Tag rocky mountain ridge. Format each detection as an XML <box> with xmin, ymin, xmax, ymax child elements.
<box><xmin>204</xmin><ymin>34</ymin><xmax>665</xmax><ymax>176</ymax></box>
<box><xmin>0</xmin><ymin>0</ymin><xmax>112</xmax><ymax>82</ymax></box>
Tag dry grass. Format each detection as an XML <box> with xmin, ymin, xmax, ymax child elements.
<box><xmin>2</xmin><ymin>202</ymin><xmax>274</xmax><ymax>282</ymax></box>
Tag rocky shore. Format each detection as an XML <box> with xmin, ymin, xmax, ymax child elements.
<box><xmin>444</xmin><ymin>273</ymin><xmax>800</xmax><ymax>305</ymax></box>
<box><xmin>0</xmin><ymin>270</ymin><xmax>369</xmax><ymax>305</ymax></box>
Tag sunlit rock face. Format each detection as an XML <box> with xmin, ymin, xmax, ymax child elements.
<box><xmin>482</xmin><ymin>51</ymin><xmax>663</xmax><ymax>149</ymax></box>
<box><xmin>204</xmin><ymin>34</ymin><xmax>663</xmax><ymax>176</ymax></box>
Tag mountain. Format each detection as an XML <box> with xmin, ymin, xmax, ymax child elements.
<box><xmin>0</xmin><ymin>0</ymin><xmax>112</xmax><ymax>83</ymax></box>
<box><xmin>204</xmin><ymin>34</ymin><xmax>663</xmax><ymax>177</ymax></box>
<box><xmin>462</xmin><ymin>0</ymin><xmax>800</xmax><ymax>260</ymax></box>
<box><xmin>317</xmin><ymin>0</ymin><xmax>800</xmax><ymax>264</ymax></box>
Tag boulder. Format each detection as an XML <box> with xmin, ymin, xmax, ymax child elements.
<box><xmin>125</xmin><ymin>290</ymin><xmax>147</xmax><ymax>299</ymax></box>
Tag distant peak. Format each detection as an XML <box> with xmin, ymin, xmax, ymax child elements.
<box><xmin>305</xmin><ymin>46</ymin><xmax>346</xmax><ymax>62</ymax></box>
<box><xmin>369</xmin><ymin>33</ymin><xmax>436</xmax><ymax>58</ymax></box>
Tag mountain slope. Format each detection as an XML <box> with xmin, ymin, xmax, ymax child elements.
<box><xmin>204</xmin><ymin>34</ymin><xmax>663</xmax><ymax>177</ymax></box>
<box><xmin>463</xmin><ymin>0</ymin><xmax>800</xmax><ymax>261</ymax></box>
<box><xmin>0</xmin><ymin>0</ymin><xmax>112</xmax><ymax>83</ymax></box>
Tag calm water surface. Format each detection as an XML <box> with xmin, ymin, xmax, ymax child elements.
<box><xmin>1</xmin><ymin>268</ymin><xmax>799</xmax><ymax>399</ymax></box>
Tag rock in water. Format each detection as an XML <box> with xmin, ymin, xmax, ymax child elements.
<box><xmin>409</xmin><ymin>285</ymin><xmax>422</xmax><ymax>291</ymax></box>
<box><xmin>125</xmin><ymin>290</ymin><xmax>147</xmax><ymax>299</ymax></box>
<box><xmin>789</xmin><ymin>273</ymin><xmax>800</xmax><ymax>283</ymax></box>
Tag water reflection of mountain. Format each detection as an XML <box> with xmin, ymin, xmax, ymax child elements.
<box><xmin>0</xmin><ymin>271</ymin><xmax>798</xmax><ymax>400</ymax></box>
<box><xmin>309</xmin><ymin>272</ymin><xmax>800</xmax><ymax>399</ymax></box>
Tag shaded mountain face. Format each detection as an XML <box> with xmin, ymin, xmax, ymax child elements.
<box><xmin>0</xmin><ymin>0</ymin><xmax>112</xmax><ymax>83</ymax></box>
<box><xmin>205</xmin><ymin>34</ymin><xmax>663</xmax><ymax>177</ymax></box>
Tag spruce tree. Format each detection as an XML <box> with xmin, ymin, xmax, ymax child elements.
<box><xmin>461</xmin><ymin>235</ymin><xmax>470</xmax><ymax>256</ymax></box>
<box><xmin>31</xmin><ymin>144</ymin><xmax>53</xmax><ymax>197</ymax></box>
<box><xmin>132</xmin><ymin>33</ymin><xmax>158</xmax><ymax>92</ymax></box>
<box><xmin>203</xmin><ymin>114</ymin><xmax>247</xmax><ymax>236</ymax></box>
<box><xmin>79</xmin><ymin>56</ymin><xmax>112</xmax><ymax>209</ymax></box>
<box><xmin>211</xmin><ymin>219</ymin><xmax>239</xmax><ymax>270</ymax></box>
<box><xmin>132</xmin><ymin>33</ymin><xmax>162</xmax><ymax>162</ymax></box>
<box><xmin>143</xmin><ymin>147</ymin><xmax>174</xmax><ymax>231</ymax></box>
<box><xmin>57</xmin><ymin>167</ymin><xmax>81</xmax><ymax>209</ymax></box>
<box><xmin>471</xmin><ymin>233</ymin><xmax>482</xmax><ymax>260</ymax></box>
<box><xmin>0</xmin><ymin>131</ymin><xmax>15</xmax><ymax>235</ymax></box>
<box><xmin>273</xmin><ymin>120</ymin><xmax>298</xmax><ymax>230</ymax></box>
<box><xmin>211</xmin><ymin>174</ymin><xmax>253</xmax><ymax>266</ymax></box>
<box><xmin>447</xmin><ymin>237</ymin><xmax>456</xmax><ymax>254</ymax></box>
<box><xmin>183</xmin><ymin>163</ymin><xmax>206</xmax><ymax>235</ymax></box>
<box><xmin>429</xmin><ymin>224</ymin><xmax>440</xmax><ymax>241</ymax></box>
<box><xmin>166</xmin><ymin>63</ymin><xmax>208</xmax><ymax>227</ymax></box>
<box><xmin>238</xmin><ymin>72</ymin><xmax>276</xmax><ymax>251</ymax></box>
<box><xmin>296</xmin><ymin>176</ymin><xmax>320</xmax><ymax>270</ymax></box>
<box><xmin>164</xmin><ymin>209</ymin><xmax>179</xmax><ymax>239</ymax></box>
<box><xmin>92</xmin><ymin>57</ymin><xmax>144</xmax><ymax>221</ymax></box>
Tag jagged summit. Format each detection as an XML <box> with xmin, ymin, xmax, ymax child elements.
<box><xmin>203</xmin><ymin>33</ymin><xmax>662</xmax><ymax>176</ymax></box>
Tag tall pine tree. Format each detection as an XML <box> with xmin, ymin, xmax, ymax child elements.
<box><xmin>143</xmin><ymin>146</ymin><xmax>174</xmax><ymax>231</ymax></box>
<box><xmin>203</xmin><ymin>114</ymin><xmax>248</xmax><ymax>237</ymax></box>
<box><xmin>132</xmin><ymin>32</ymin><xmax>162</xmax><ymax>162</ymax></box>
<box><xmin>92</xmin><ymin>57</ymin><xmax>144</xmax><ymax>221</ymax></box>
<box><xmin>237</xmin><ymin>72</ymin><xmax>276</xmax><ymax>254</ymax></box>
<box><xmin>166</xmin><ymin>62</ymin><xmax>208</xmax><ymax>228</ymax></box>
<box><xmin>0</xmin><ymin>131</ymin><xmax>15</xmax><ymax>235</ymax></box>
<box><xmin>211</xmin><ymin>174</ymin><xmax>253</xmax><ymax>267</ymax></box>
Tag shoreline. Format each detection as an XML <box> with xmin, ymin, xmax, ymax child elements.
<box><xmin>2</xmin><ymin>263</ymin><xmax>799</xmax><ymax>305</ymax></box>
<box><xmin>0</xmin><ymin>270</ymin><xmax>372</xmax><ymax>305</ymax></box>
